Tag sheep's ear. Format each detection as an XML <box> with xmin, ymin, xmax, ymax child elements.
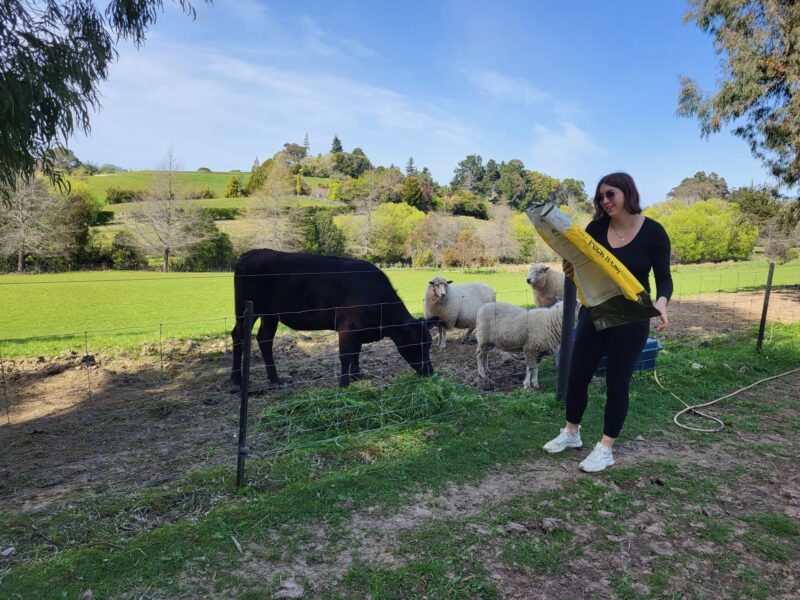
<box><xmin>542</xmin><ymin>266</ymin><xmax>549</xmax><ymax>272</ymax></box>
<box><xmin>446</xmin><ymin>280</ymin><xmax>453</xmax><ymax>284</ymax></box>
<box><xmin>428</xmin><ymin>280</ymin><xmax>435</xmax><ymax>285</ymax></box>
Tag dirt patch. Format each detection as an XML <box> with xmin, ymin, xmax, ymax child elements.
<box><xmin>1</xmin><ymin>289</ymin><xmax>797</xmax><ymax>510</ymax></box>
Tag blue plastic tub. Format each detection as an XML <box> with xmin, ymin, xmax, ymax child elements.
<box><xmin>570</xmin><ymin>330</ymin><xmax>663</xmax><ymax>376</ymax></box>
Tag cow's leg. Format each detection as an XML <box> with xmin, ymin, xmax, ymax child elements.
<box><xmin>338</xmin><ymin>331</ymin><xmax>362</xmax><ymax>386</ymax></box>
<box><xmin>255</xmin><ymin>316</ymin><xmax>281</xmax><ymax>384</ymax></box>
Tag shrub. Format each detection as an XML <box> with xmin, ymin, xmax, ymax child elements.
<box><xmin>110</xmin><ymin>231</ymin><xmax>147</xmax><ymax>270</ymax></box>
<box><xmin>92</xmin><ymin>210</ymin><xmax>114</xmax><ymax>226</ymax></box>
<box><xmin>445</xmin><ymin>191</ymin><xmax>489</xmax><ymax>220</ymax></box>
<box><xmin>98</xmin><ymin>164</ymin><xmax>124</xmax><ymax>174</ymax></box>
<box><xmin>106</xmin><ymin>187</ymin><xmax>145</xmax><ymax>204</ymax></box>
<box><xmin>185</xmin><ymin>186</ymin><xmax>215</xmax><ymax>200</ymax></box>
<box><xmin>223</xmin><ymin>175</ymin><xmax>243</xmax><ymax>198</ymax></box>
<box><xmin>201</xmin><ymin>207</ymin><xmax>241</xmax><ymax>221</ymax></box>
<box><xmin>181</xmin><ymin>230</ymin><xmax>237</xmax><ymax>271</ymax></box>
<box><xmin>196</xmin><ymin>167</ymin><xmax>212</xmax><ymax>173</ymax></box>
<box><xmin>765</xmin><ymin>240</ymin><xmax>788</xmax><ymax>260</ymax></box>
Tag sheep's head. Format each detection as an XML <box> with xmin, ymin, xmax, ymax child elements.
<box><xmin>526</xmin><ymin>264</ymin><xmax>550</xmax><ymax>287</ymax></box>
<box><xmin>428</xmin><ymin>276</ymin><xmax>453</xmax><ymax>300</ymax></box>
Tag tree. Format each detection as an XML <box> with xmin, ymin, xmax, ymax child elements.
<box><xmin>667</xmin><ymin>171</ymin><xmax>729</xmax><ymax>203</ymax></box>
<box><xmin>442</xmin><ymin>229</ymin><xmax>487</xmax><ymax>268</ymax></box>
<box><xmin>110</xmin><ymin>231</ymin><xmax>147</xmax><ymax>270</ymax></box>
<box><xmin>1</xmin><ymin>0</ymin><xmax>209</xmax><ymax>199</ymax></box>
<box><xmin>223</xmin><ymin>175</ymin><xmax>243</xmax><ymax>198</ymax></box>
<box><xmin>303</xmin><ymin>132</ymin><xmax>310</xmax><ymax>155</ymax></box>
<box><xmin>124</xmin><ymin>149</ymin><xmax>212</xmax><ymax>271</ymax></box>
<box><xmin>331</xmin><ymin>135</ymin><xmax>344</xmax><ymax>153</ymax></box>
<box><xmin>50</xmin><ymin>147</ymin><xmax>81</xmax><ymax>173</ymax></box>
<box><xmin>370</xmin><ymin>203</ymin><xmax>425</xmax><ymax>263</ymax></box>
<box><xmin>405</xmin><ymin>156</ymin><xmax>417</xmax><ymax>176</ymax></box>
<box><xmin>250</xmin><ymin>154</ymin><xmax>294</xmax><ymax>251</ymax></box>
<box><xmin>292</xmin><ymin>208</ymin><xmax>346</xmax><ymax>256</ymax></box>
<box><xmin>445</xmin><ymin>191</ymin><xmax>490</xmax><ymax>220</ymax></box>
<box><xmin>556</xmin><ymin>178</ymin><xmax>589</xmax><ymax>212</ymax></box>
<box><xmin>498</xmin><ymin>160</ymin><xmax>530</xmax><ymax>208</ymax></box>
<box><xmin>648</xmin><ymin>199</ymin><xmax>759</xmax><ymax>263</ymax></box>
<box><xmin>525</xmin><ymin>171</ymin><xmax>560</xmax><ymax>210</ymax></box>
<box><xmin>402</xmin><ymin>176</ymin><xmax>428</xmax><ymax>211</ymax></box>
<box><xmin>0</xmin><ymin>178</ymin><xmax>60</xmax><ymax>271</ymax></box>
<box><xmin>451</xmin><ymin>155</ymin><xmax>485</xmax><ymax>193</ymax></box>
<box><xmin>678</xmin><ymin>1</ymin><xmax>800</xmax><ymax>186</ymax></box>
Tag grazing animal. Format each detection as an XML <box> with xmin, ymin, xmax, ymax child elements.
<box><xmin>476</xmin><ymin>301</ymin><xmax>565</xmax><ymax>390</ymax></box>
<box><xmin>526</xmin><ymin>263</ymin><xmax>565</xmax><ymax>308</ymax></box>
<box><xmin>231</xmin><ymin>249</ymin><xmax>435</xmax><ymax>388</ymax></box>
<box><xmin>424</xmin><ymin>277</ymin><xmax>496</xmax><ymax>349</ymax></box>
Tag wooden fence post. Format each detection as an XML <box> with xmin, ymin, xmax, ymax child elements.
<box><xmin>236</xmin><ymin>301</ymin><xmax>255</xmax><ymax>487</ymax></box>
<box><xmin>756</xmin><ymin>263</ymin><xmax>775</xmax><ymax>353</ymax></box>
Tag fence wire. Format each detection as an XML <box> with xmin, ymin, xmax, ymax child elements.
<box><xmin>0</xmin><ymin>265</ymin><xmax>798</xmax><ymax>518</ymax></box>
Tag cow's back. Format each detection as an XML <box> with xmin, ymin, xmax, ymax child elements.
<box><xmin>234</xmin><ymin>250</ymin><xmax>407</xmax><ymax>329</ymax></box>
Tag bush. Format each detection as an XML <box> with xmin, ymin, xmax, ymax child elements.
<box><xmin>446</xmin><ymin>192</ymin><xmax>489</xmax><ymax>220</ymax></box>
<box><xmin>181</xmin><ymin>230</ymin><xmax>237</xmax><ymax>271</ymax></box>
<box><xmin>106</xmin><ymin>187</ymin><xmax>145</xmax><ymax>204</ymax></box>
<box><xmin>765</xmin><ymin>240</ymin><xmax>788</xmax><ymax>260</ymax></box>
<box><xmin>197</xmin><ymin>167</ymin><xmax>212</xmax><ymax>173</ymax></box>
<box><xmin>201</xmin><ymin>207</ymin><xmax>241</xmax><ymax>221</ymax></box>
<box><xmin>110</xmin><ymin>231</ymin><xmax>147</xmax><ymax>270</ymax></box>
<box><xmin>92</xmin><ymin>210</ymin><xmax>114</xmax><ymax>226</ymax></box>
<box><xmin>185</xmin><ymin>186</ymin><xmax>215</xmax><ymax>200</ymax></box>
<box><xmin>223</xmin><ymin>175</ymin><xmax>243</xmax><ymax>198</ymax></box>
<box><xmin>786</xmin><ymin>247</ymin><xmax>800</xmax><ymax>261</ymax></box>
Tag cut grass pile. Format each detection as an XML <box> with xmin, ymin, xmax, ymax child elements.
<box><xmin>1</xmin><ymin>323</ymin><xmax>798</xmax><ymax>598</ymax></box>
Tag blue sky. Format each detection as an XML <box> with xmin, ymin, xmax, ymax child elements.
<box><xmin>69</xmin><ymin>0</ymin><xmax>779</xmax><ymax>206</ymax></box>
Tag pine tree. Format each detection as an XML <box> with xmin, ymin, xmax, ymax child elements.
<box><xmin>223</xmin><ymin>175</ymin><xmax>242</xmax><ymax>198</ymax></box>
<box><xmin>405</xmin><ymin>156</ymin><xmax>416</xmax><ymax>175</ymax></box>
<box><xmin>331</xmin><ymin>135</ymin><xmax>343</xmax><ymax>153</ymax></box>
<box><xmin>303</xmin><ymin>132</ymin><xmax>310</xmax><ymax>155</ymax></box>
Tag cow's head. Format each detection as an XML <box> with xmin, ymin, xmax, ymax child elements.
<box><xmin>526</xmin><ymin>263</ymin><xmax>549</xmax><ymax>286</ymax></box>
<box><xmin>428</xmin><ymin>276</ymin><xmax>453</xmax><ymax>301</ymax></box>
<box><xmin>391</xmin><ymin>317</ymin><xmax>435</xmax><ymax>377</ymax></box>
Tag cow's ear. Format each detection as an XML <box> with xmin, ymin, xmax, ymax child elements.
<box><xmin>425</xmin><ymin>316</ymin><xmax>440</xmax><ymax>328</ymax></box>
<box><xmin>446</xmin><ymin>280</ymin><xmax>453</xmax><ymax>284</ymax></box>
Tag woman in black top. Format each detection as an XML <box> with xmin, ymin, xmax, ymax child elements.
<box><xmin>543</xmin><ymin>172</ymin><xmax>673</xmax><ymax>472</ymax></box>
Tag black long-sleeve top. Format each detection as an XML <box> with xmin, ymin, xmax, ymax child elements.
<box><xmin>585</xmin><ymin>216</ymin><xmax>673</xmax><ymax>302</ymax></box>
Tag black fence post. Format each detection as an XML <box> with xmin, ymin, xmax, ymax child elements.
<box><xmin>756</xmin><ymin>262</ymin><xmax>775</xmax><ymax>353</ymax></box>
<box><xmin>236</xmin><ymin>300</ymin><xmax>255</xmax><ymax>488</ymax></box>
<box><xmin>556</xmin><ymin>277</ymin><xmax>577</xmax><ymax>403</ymax></box>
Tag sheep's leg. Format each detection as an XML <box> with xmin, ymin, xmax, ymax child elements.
<box><xmin>255</xmin><ymin>316</ymin><xmax>281</xmax><ymax>384</ymax></box>
<box><xmin>477</xmin><ymin>344</ymin><xmax>490</xmax><ymax>378</ymax></box>
<box><xmin>523</xmin><ymin>355</ymin><xmax>541</xmax><ymax>391</ymax></box>
<box><xmin>459</xmin><ymin>327</ymin><xmax>474</xmax><ymax>344</ymax></box>
<box><xmin>438</xmin><ymin>324</ymin><xmax>447</xmax><ymax>349</ymax></box>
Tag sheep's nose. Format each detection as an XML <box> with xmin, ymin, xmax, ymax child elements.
<box><xmin>526</xmin><ymin>278</ymin><xmax>532</xmax><ymax>284</ymax></box>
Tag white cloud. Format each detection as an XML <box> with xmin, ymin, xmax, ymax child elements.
<box><xmin>531</xmin><ymin>122</ymin><xmax>601</xmax><ymax>163</ymax></box>
<box><xmin>463</xmin><ymin>69</ymin><xmax>549</xmax><ymax>106</ymax></box>
<box><xmin>298</xmin><ymin>15</ymin><xmax>381</xmax><ymax>61</ymax></box>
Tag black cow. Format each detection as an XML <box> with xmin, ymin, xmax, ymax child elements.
<box><xmin>231</xmin><ymin>249</ymin><xmax>435</xmax><ymax>388</ymax></box>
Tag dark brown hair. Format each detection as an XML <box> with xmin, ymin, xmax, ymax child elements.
<box><xmin>592</xmin><ymin>172</ymin><xmax>642</xmax><ymax>221</ymax></box>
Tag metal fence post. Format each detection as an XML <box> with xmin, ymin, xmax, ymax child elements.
<box><xmin>756</xmin><ymin>262</ymin><xmax>775</xmax><ymax>353</ymax></box>
<box><xmin>556</xmin><ymin>277</ymin><xmax>577</xmax><ymax>403</ymax></box>
<box><xmin>236</xmin><ymin>301</ymin><xmax>255</xmax><ymax>487</ymax></box>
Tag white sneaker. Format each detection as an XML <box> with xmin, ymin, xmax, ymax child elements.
<box><xmin>579</xmin><ymin>442</ymin><xmax>615</xmax><ymax>473</ymax></box>
<box><xmin>543</xmin><ymin>427</ymin><xmax>582</xmax><ymax>453</ymax></box>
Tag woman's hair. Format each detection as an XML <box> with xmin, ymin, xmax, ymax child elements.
<box><xmin>592</xmin><ymin>172</ymin><xmax>642</xmax><ymax>220</ymax></box>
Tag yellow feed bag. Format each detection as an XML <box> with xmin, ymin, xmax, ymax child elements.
<box><xmin>527</xmin><ymin>202</ymin><xmax>660</xmax><ymax>330</ymax></box>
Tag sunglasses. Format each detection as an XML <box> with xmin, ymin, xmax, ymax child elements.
<box><xmin>597</xmin><ymin>190</ymin><xmax>618</xmax><ymax>202</ymax></box>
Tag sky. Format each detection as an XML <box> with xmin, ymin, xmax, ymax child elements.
<box><xmin>68</xmin><ymin>0</ymin><xmax>782</xmax><ymax>206</ymax></box>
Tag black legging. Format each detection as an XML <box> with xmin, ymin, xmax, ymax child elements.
<box><xmin>565</xmin><ymin>307</ymin><xmax>650</xmax><ymax>438</ymax></box>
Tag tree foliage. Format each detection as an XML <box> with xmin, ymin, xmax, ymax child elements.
<box><xmin>678</xmin><ymin>0</ymin><xmax>800</xmax><ymax>186</ymax></box>
<box><xmin>668</xmin><ymin>171</ymin><xmax>729</xmax><ymax>203</ymax></box>
<box><xmin>647</xmin><ymin>199</ymin><xmax>759</xmax><ymax>263</ymax></box>
<box><xmin>0</xmin><ymin>0</ymin><xmax>209</xmax><ymax>198</ymax></box>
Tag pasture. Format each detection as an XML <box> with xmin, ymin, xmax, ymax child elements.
<box><xmin>0</xmin><ymin>259</ymin><xmax>798</xmax><ymax>358</ymax></box>
<box><xmin>71</xmin><ymin>170</ymin><xmax>250</xmax><ymax>203</ymax></box>
<box><xmin>1</xmin><ymin>260</ymin><xmax>799</xmax><ymax>598</ymax></box>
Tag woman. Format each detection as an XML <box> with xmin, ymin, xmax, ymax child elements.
<box><xmin>543</xmin><ymin>172</ymin><xmax>672</xmax><ymax>472</ymax></box>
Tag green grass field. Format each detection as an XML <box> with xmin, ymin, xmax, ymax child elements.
<box><xmin>0</xmin><ymin>259</ymin><xmax>798</xmax><ymax>358</ymax></box>
<box><xmin>71</xmin><ymin>171</ymin><xmax>250</xmax><ymax>203</ymax></box>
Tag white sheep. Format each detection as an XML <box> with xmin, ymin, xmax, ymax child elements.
<box><xmin>424</xmin><ymin>277</ymin><xmax>497</xmax><ymax>349</ymax></box>
<box><xmin>526</xmin><ymin>263</ymin><xmax>565</xmax><ymax>308</ymax></box>
<box><xmin>476</xmin><ymin>301</ymin><xmax>565</xmax><ymax>390</ymax></box>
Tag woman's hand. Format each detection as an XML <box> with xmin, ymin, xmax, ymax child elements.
<box><xmin>562</xmin><ymin>259</ymin><xmax>574</xmax><ymax>278</ymax></box>
<box><xmin>654</xmin><ymin>297</ymin><xmax>669</xmax><ymax>332</ymax></box>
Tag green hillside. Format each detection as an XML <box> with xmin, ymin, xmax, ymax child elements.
<box><xmin>70</xmin><ymin>171</ymin><xmax>250</xmax><ymax>203</ymax></box>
